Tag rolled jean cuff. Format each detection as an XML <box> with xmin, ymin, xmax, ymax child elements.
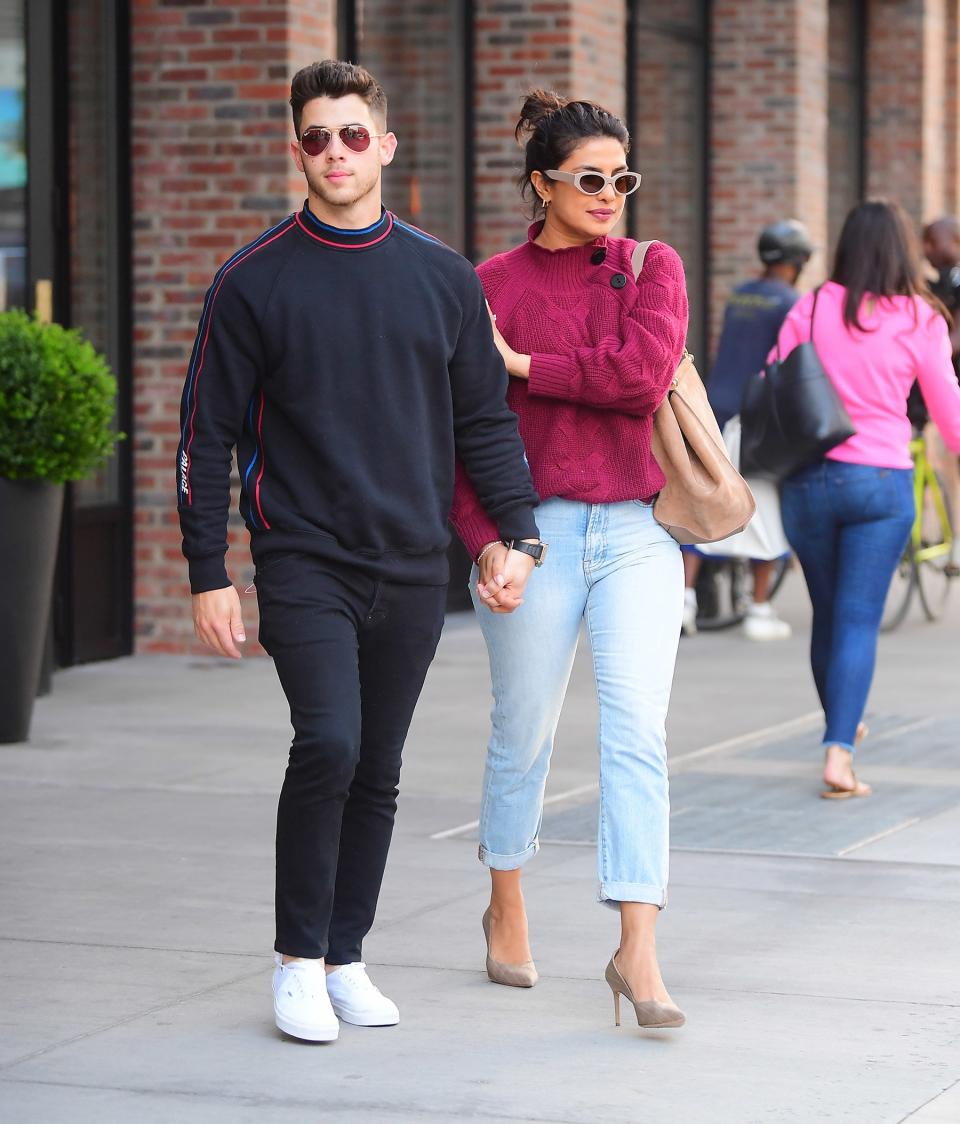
<box><xmin>822</xmin><ymin>739</ymin><xmax>856</xmax><ymax>755</ymax></box>
<box><xmin>598</xmin><ymin>881</ymin><xmax>667</xmax><ymax>911</ymax></box>
<box><xmin>478</xmin><ymin>840</ymin><xmax>539</xmax><ymax>870</ymax></box>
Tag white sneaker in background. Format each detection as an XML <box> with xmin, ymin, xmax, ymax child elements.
<box><xmin>681</xmin><ymin>589</ymin><xmax>698</xmax><ymax>636</ymax></box>
<box><xmin>272</xmin><ymin>955</ymin><xmax>340</xmax><ymax>1042</ymax></box>
<box><xmin>743</xmin><ymin>601</ymin><xmax>792</xmax><ymax>641</ymax></box>
<box><xmin>325</xmin><ymin>962</ymin><xmax>400</xmax><ymax>1027</ymax></box>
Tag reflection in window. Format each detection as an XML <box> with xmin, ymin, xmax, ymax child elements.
<box><xmin>629</xmin><ymin>1</ymin><xmax>708</xmax><ymax>362</ymax></box>
<box><xmin>0</xmin><ymin>0</ymin><xmax>26</xmax><ymax>312</ymax></box>
<box><xmin>69</xmin><ymin>0</ymin><xmax>121</xmax><ymax>507</ymax></box>
<box><xmin>351</xmin><ymin>1</ymin><xmax>466</xmax><ymax>252</ymax></box>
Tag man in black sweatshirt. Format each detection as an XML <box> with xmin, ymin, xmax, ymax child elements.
<box><xmin>177</xmin><ymin>60</ymin><xmax>542</xmax><ymax>1043</ymax></box>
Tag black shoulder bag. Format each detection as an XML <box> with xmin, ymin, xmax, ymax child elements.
<box><xmin>739</xmin><ymin>286</ymin><xmax>856</xmax><ymax>481</ymax></box>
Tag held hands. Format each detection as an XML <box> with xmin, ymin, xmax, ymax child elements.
<box><xmin>486</xmin><ymin>301</ymin><xmax>531</xmax><ymax>380</ymax></box>
<box><xmin>476</xmin><ymin>541</ymin><xmax>537</xmax><ymax>614</ymax></box>
<box><xmin>192</xmin><ymin>585</ymin><xmax>246</xmax><ymax>659</ymax></box>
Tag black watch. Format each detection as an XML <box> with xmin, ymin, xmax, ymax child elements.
<box><xmin>502</xmin><ymin>538</ymin><xmax>548</xmax><ymax>567</ymax></box>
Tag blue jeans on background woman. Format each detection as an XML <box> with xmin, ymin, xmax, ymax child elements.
<box><xmin>470</xmin><ymin>497</ymin><xmax>683</xmax><ymax>908</ymax></box>
<box><xmin>780</xmin><ymin>459</ymin><xmax>914</xmax><ymax>752</ymax></box>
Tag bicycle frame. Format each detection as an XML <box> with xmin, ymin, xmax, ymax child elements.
<box><xmin>908</xmin><ymin>436</ymin><xmax>953</xmax><ymax>563</ymax></box>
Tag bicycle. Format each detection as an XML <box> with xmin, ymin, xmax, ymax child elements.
<box><xmin>693</xmin><ymin>553</ymin><xmax>791</xmax><ymax>631</ymax></box>
<box><xmin>881</xmin><ymin>434</ymin><xmax>957</xmax><ymax>631</ymax></box>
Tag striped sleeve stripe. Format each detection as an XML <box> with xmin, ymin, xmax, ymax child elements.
<box><xmin>394</xmin><ymin>217</ymin><xmax>446</xmax><ymax>247</ymax></box>
<box><xmin>180</xmin><ymin>215</ymin><xmax>296</xmax><ymax>504</ymax></box>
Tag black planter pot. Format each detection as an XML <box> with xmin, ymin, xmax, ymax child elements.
<box><xmin>0</xmin><ymin>478</ymin><xmax>64</xmax><ymax>742</ymax></box>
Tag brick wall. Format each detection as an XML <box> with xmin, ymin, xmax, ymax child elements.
<box><xmin>473</xmin><ymin>0</ymin><xmax>627</xmax><ymax>264</ymax></box>
<box><xmin>630</xmin><ymin>1</ymin><xmax>708</xmax><ymax>359</ymax></box>
<box><xmin>865</xmin><ymin>0</ymin><xmax>945</xmax><ymax>224</ymax></box>
<box><xmin>353</xmin><ymin>1</ymin><xmax>466</xmax><ymax>250</ymax></box>
<box><xmin>947</xmin><ymin>1</ymin><xmax>960</xmax><ymax>216</ymax></box>
<box><xmin>132</xmin><ymin>1</ymin><xmax>334</xmax><ymax>653</ymax></box>
<box><xmin>709</xmin><ymin>0</ymin><xmax>829</xmax><ymax>350</ymax></box>
<box><xmin>128</xmin><ymin>0</ymin><xmax>960</xmax><ymax>655</ymax></box>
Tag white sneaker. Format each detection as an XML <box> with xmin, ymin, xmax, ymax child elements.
<box><xmin>743</xmin><ymin>601</ymin><xmax>792</xmax><ymax>641</ymax></box>
<box><xmin>325</xmin><ymin>962</ymin><xmax>400</xmax><ymax>1027</ymax></box>
<box><xmin>681</xmin><ymin>591</ymin><xmax>698</xmax><ymax>636</ymax></box>
<box><xmin>272</xmin><ymin>955</ymin><xmax>339</xmax><ymax>1042</ymax></box>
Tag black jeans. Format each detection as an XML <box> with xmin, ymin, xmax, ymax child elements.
<box><xmin>256</xmin><ymin>553</ymin><xmax>446</xmax><ymax>961</ymax></box>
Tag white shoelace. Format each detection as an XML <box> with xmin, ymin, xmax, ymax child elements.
<box><xmin>331</xmin><ymin>962</ymin><xmax>379</xmax><ymax>993</ymax></box>
<box><xmin>277</xmin><ymin>960</ymin><xmax>324</xmax><ymax>999</ymax></box>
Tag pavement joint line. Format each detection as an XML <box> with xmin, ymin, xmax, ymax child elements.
<box><xmin>429</xmin><ymin>711</ymin><xmax>823</xmax><ymax>840</ymax></box>
<box><xmin>897</xmin><ymin>1078</ymin><xmax>960</xmax><ymax>1123</ymax></box>
<box><xmin>867</xmin><ymin>716</ymin><xmax>937</xmax><ymax>745</ymax></box>
<box><xmin>836</xmin><ymin>817</ymin><xmax>923</xmax><ymax>856</ymax></box>
<box><xmin>0</xmin><ymin>935</ymin><xmax>268</xmax><ymax>958</ymax></box>
<box><xmin>0</xmin><ymin>1078</ymin><xmax>585</xmax><ymax>1124</ymax></box>
<box><xmin>0</xmin><ymin>965</ymin><xmax>265</xmax><ymax>1075</ymax></box>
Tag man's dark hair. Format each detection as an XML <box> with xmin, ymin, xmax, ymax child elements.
<box><xmin>289</xmin><ymin>60</ymin><xmax>387</xmax><ymax>138</ymax></box>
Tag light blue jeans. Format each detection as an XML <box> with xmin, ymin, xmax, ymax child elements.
<box><xmin>471</xmin><ymin>498</ymin><xmax>683</xmax><ymax>908</ymax></box>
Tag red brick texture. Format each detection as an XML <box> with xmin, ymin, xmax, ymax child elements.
<box><xmin>131</xmin><ymin>0</ymin><xmax>960</xmax><ymax>654</ymax></box>
<box><xmin>709</xmin><ymin>0</ymin><xmax>829</xmax><ymax>346</ymax></box>
<box><xmin>865</xmin><ymin>0</ymin><xmax>949</xmax><ymax>225</ymax></box>
<box><xmin>473</xmin><ymin>0</ymin><xmax>627</xmax><ymax>264</ymax></box>
<box><xmin>131</xmin><ymin>1</ymin><xmax>334</xmax><ymax>653</ymax></box>
<box><xmin>947</xmin><ymin>1</ymin><xmax>960</xmax><ymax>216</ymax></box>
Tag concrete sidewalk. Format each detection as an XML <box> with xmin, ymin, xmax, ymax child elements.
<box><xmin>2</xmin><ymin>576</ymin><xmax>959</xmax><ymax>1123</ymax></box>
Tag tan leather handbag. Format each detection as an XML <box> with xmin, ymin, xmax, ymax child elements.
<box><xmin>632</xmin><ymin>240</ymin><xmax>756</xmax><ymax>545</ymax></box>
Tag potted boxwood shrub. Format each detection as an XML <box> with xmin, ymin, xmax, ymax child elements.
<box><xmin>0</xmin><ymin>309</ymin><xmax>121</xmax><ymax>742</ymax></box>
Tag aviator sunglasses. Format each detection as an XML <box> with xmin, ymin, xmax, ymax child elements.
<box><xmin>544</xmin><ymin>168</ymin><xmax>642</xmax><ymax>196</ymax></box>
<box><xmin>299</xmin><ymin>124</ymin><xmax>385</xmax><ymax>157</ymax></box>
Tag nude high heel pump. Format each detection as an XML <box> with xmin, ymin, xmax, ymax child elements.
<box><xmin>605</xmin><ymin>951</ymin><xmax>685</xmax><ymax>1029</ymax></box>
<box><xmin>482</xmin><ymin>909</ymin><xmax>538</xmax><ymax>988</ymax></box>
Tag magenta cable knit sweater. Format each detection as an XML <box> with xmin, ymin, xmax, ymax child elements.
<box><xmin>450</xmin><ymin>223</ymin><xmax>689</xmax><ymax>559</ymax></box>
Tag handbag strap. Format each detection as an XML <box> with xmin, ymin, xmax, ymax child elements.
<box><xmin>632</xmin><ymin>240</ymin><xmax>689</xmax><ymax>390</ymax></box>
<box><xmin>809</xmin><ymin>284</ymin><xmax>821</xmax><ymax>342</ymax></box>
<box><xmin>776</xmin><ymin>284</ymin><xmax>822</xmax><ymax>363</ymax></box>
<box><xmin>631</xmin><ymin>239</ymin><xmax>658</xmax><ymax>281</ymax></box>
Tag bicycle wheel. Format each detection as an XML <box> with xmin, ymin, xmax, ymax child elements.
<box><xmin>767</xmin><ymin>554</ymin><xmax>792</xmax><ymax>601</ymax></box>
<box><xmin>881</xmin><ymin>553</ymin><xmax>916</xmax><ymax>632</ymax></box>
<box><xmin>916</xmin><ymin>470</ymin><xmax>956</xmax><ymax>621</ymax></box>
<box><xmin>695</xmin><ymin>557</ymin><xmax>751</xmax><ymax>630</ymax></box>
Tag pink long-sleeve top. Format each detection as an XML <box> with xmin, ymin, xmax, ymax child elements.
<box><xmin>771</xmin><ymin>281</ymin><xmax>960</xmax><ymax>469</ymax></box>
<box><xmin>449</xmin><ymin>223</ymin><xmax>689</xmax><ymax>560</ymax></box>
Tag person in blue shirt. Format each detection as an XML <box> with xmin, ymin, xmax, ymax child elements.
<box><xmin>683</xmin><ymin>219</ymin><xmax>813</xmax><ymax>639</ymax></box>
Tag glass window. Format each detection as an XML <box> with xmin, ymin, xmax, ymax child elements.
<box><xmin>68</xmin><ymin>0</ymin><xmax>123</xmax><ymax>507</ymax></box>
<box><xmin>0</xmin><ymin>0</ymin><xmax>26</xmax><ymax>312</ymax></box>
<box><xmin>629</xmin><ymin>1</ymin><xmax>708</xmax><ymax>362</ymax></box>
<box><xmin>828</xmin><ymin>0</ymin><xmax>865</xmax><ymax>255</ymax></box>
<box><xmin>351</xmin><ymin>0</ymin><xmax>466</xmax><ymax>252</ymax></box>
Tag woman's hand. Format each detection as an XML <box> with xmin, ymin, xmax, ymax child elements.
<box><xmin>476</xmin><ymin>541</ymin><xmax>533</xmax><ymax>613</ymax></box>
<box><xmin>487</xmin><ymin>302</ymin><xmax>531</xmax><ymax>380</ymax></box>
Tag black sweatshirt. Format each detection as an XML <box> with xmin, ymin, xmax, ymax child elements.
<box><xmin>177</xmin><ymin>204</ymin><xmax>539</xmax><ymax>593</ymax></box>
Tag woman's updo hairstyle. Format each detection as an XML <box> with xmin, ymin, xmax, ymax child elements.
<box><xmin>515</xmin><ymin>89</ymin><xmax>631</xmax><ymax>213</ymax></box>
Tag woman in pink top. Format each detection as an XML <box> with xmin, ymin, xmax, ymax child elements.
<box><xmin>450</xmin><ymin>91</ymin><xmax>688</xmax><ymax>1029</ymax></box>
<box><xmin>776</xmin><ymin>201</ymin><xmax>960</xmax><ymax>798</ymax></box>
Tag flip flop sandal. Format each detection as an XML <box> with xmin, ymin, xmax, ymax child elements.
<box><xmin>821</xmin><ymin>774</ymin><xmax>872</xmax><ymax>800</ymax></box>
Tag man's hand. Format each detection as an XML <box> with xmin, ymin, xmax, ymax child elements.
<box><xmin>192</xmin><ymin>585</ymin><xmax>246</xmax><ymax>659</ymax></box>
<box><xmin>477</xmin><ymin>542</ymin><xmax>536</xmax><ymax>614</ymax></box>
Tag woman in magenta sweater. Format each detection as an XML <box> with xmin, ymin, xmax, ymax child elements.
<box><xmin>776</xmin><ymin>201</ymin><xmax>960</xmax><ymax>799</ymax></box>
<box><xmin>450</xmin><ymin>91</ymin><xmax>689</xmax><ymax>1029</ymax></box>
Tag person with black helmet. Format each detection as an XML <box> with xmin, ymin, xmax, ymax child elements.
<box><xmin>682</xmin><ymin>218</ymin><xmax>813</xmax><ymax>639</ymax></box>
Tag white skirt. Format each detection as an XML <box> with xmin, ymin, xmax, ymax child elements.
<box><xmin>696</xmin><ymin>416</ymin><xmax>790</xmax><ymax>561</ymax></box>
